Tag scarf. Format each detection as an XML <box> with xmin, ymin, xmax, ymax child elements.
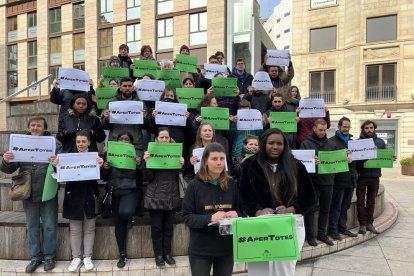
<box><xmin>336</xmin><ymin>130</ymin><xmax>350</xmax><ymax>143</ymax></box>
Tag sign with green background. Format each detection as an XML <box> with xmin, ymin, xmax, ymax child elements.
<box><xmin>146</xmin><ymin>142</ymin><xmax>183</xmax><ymax>169</ymax></box>
<box><xmin>157</xmin><ymin>70</ymin><xmax>181</xmax><ymax>88</ymax></box>
<box><xmin>102</xmin><ymin>67</ymin><xmax>129</xmax><ymax>85</ymax></box>
<box><xmin>107</xmin><ymin>141</ymin><xmax>137</xmax><ymax>170</ymax></box>
<box><xmin>133</xmin><ymin>59</ymin><xmax>158</xmax><ymax>77</ymax></box>
<box><xmin>96</xmin><ymin>87</ymin><xmax>118</xmax><ymax>109</ymax></box>
<box><xmin>176</xmin><ymin>88</ymin><xmax>204</xmax><ymax>109</ymax></box>
<box><xmin>201</xmin><ymin>107</ymin><xmax>229</xmax><ymax>130</ymax></box>
<box><xmin>269</xmin><ymin>112</ymin><xmax>297</xmax><ymax>132</ymax></box>
<box><xmin>364</xmin><ymin>149</ymin><xmax>394</xmax><ymax>168</ymax></box>
<box><xmin>318</xmin><ymin>149</ymin><xmax>349</xmax><ymax>174</ymax></box>
<box><xmin>176</xmin><ymin>54</ymin><xmax>198</xmax><ymax>73</ymax></box>
<box><xmin>212</xmin><ymin>77</ymin><xmax>237</xmax><ymax>97</ymax></box>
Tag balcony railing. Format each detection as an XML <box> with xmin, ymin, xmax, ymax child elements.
<box><xmin>366</xmin><ymin>85</ymin><xmax>396</xmax><ymax>102</ymax></box>
<box><xmin>309</xmin><ymin>90</ymin><xmax>336</xmax><ymax>104</ymax></box>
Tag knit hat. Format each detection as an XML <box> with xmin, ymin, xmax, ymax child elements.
<box><xmin>109</xmin><ymin>55</ymin><xmax>121</xmax><ymax>66</ymax></box>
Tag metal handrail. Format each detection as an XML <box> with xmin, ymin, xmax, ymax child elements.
<box><xmin>0</xmin><ymin>74</ymin><xmax>52</xmax><ymax>105</ymax></box>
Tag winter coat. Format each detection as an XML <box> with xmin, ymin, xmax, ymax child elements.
<box><xmin>102</xmin><ymin>165</ymin><xmax>143</xmax><ymax>196</ymax></box>
<box><xmin>244</xmin><ymin>92</ymin><xmax>271</xmax><ymax>114</ymax></box>
<box><xmin>356</xmin><ymin>133</ymin><xmax>386</xmax><ymax>178</ymax></box>
<box><xmin>230</xmin><ymin>68</ymin><xmax>254</xmax><ymax>95</ymax></box>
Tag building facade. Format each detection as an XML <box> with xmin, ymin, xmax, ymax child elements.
<box><xmin>263</xmin><ymin>0</ymin><xmax>292</xmax><ymax>51</ymax></box>
<box><xmin>0</xmin><ymin>0</ymin><xmax>275</xmax><ymax>130</ymax></box>
<box><xmin>291</xmin><ymin>0</ymin><xmax>414</xmax><ymax>161</ymax></box>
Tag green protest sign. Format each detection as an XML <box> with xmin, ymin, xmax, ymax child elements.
<box><xmin>102</xmin><ymin>67</ymin><xmax>130</xmax><ymax>85</ymax></box>
<box><xmin>96</xmin><ymin>87</ymin><xmax>118</xmax><ymax>109</ymax></box>
<box><xmin>107</xmin><ymin>141</ymin><xmax>137</xmax><ymax>170</ymax></box>
<box><xmin>318</xmin><ymin>149</ymin><xmax>349</xmax><ymax>174</ymax></box>
<box><xmin>269</xmin><ymin>112</ymin><xmax>297</xmax><ymax>132</ymax></box>
<box><xmin>201</xmin><ymin>107</ymin><xmax>229</xmax><ymax>130</ymax></box>
<box><xmin>233</xmin><ymin>215</ymin><xmax>300</xmax><ymax>262</ymax></box>
<box><xmin>146</xmin><ymin>142</ymin><xmax>183</xmax><ymax>169</ymax></box>
<box><xmin>133</xmin><ymin>59</ymin><xmax>158</xmax><ymax>77</ymax></box>
<box><xmin>212</xmin><ymin>77</ymin><xmax>237</xmax><ymax>97</ymax></box>
<box><xmin>176</xmin><ymin>54</ymin><xmax>198</xmax><ymax>73</ymax></box>
<box><xmin>176</xmin><ymin>88</ymin><xmax>204</xmax><ymax>109</ymax></box>
<box><xmin>364</xmin><ymin>149</ymin><xmax>394</xmax><ymax>168</ymax></box>
<box><xmin>157</xmin><ymin>69</ymin><xmax>181</xmax><ymax>88</ymax></box>
<box><xmin>42</xmin><ymin>162</ymin><xmax>59</xmax><ymax>202</ymax></box>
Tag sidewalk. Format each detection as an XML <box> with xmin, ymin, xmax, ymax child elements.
<box><xmin>295</xmin><ymin>167</ymin><xmax>413</xmax><ymax>276</ymax></box>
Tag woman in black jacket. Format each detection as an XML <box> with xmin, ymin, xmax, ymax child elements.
<box><xmin>239</xmin><ymin>128</ymin><xmax>316</xmax><ymax>276</ymax></box>
<box><xmin>57</xmin><ymin>94</ymin><xmax>106</xmax><ymax>153</ymax></box>
<box><xmin>182</xmin><ymin>142</ymin><xmax>241</xmax><ymax>276</ymax></box>
<box><xmin>102</xmin><ymin>132</ymin><xmax>143</xmax><ymax>268</ymax></box>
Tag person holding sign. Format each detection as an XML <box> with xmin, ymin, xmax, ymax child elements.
<box><xmin>142</xmin><ymin>127</ymin><xmax>184</xmax><ymax>267</ymax></box>
<box><xmin>260</xmin><ymin>53</ymin><xmax>294</xmax><ymax>96</ymax></box>
<box><xmin>239</xmin><ymin>128</ymin><xmax>315</xmax><ymax>276</ymax></box>
<box><xmin>57</xmin><ymin>94</ymin><xmax>106</xmax><ymax>153</ymax></box>
<box><xmin>1</xmin><ymin>117</ymin><xmax>58</xmax><ymax>273</ymax></box>
<box><xmin>328</xmin><ymin>117</ymin><xmax>359</xmax><ymax>240</ymax></box>
<box><xmin>297</xmin><ymin>105</ymin><xmax>331</xmax><ymax>147</ymax></box>
<box><xmin>285</xmin><ymin>85</ymin><xmax>301</xmax><ymax>110</ymax></box>
<box><xmin>182</xmin><ymin>142</ymin><xmax>241</xmax><ymax>276</ymax></box>
<box><xmin>102</xmin><ymin>132</ymin><xmax>144</xmax><ymax>268</ymax></box>
<box><xmin>245</xmin><ymin>82</ymin><xmax>272</xmax><ymax>114</ymax></box>
<box><xmin>53</xmin><ymin>130</ymin><xmax>104</xmax><ymax>272</ymax></box>
<box><xmin>208</xmin><ymin>72</ymin><xmax>241</xmax><ymax>115</ymax></box>
<box><xmin>300</xmin><ymin>119</ymin><xmax>337</xmax><ymax>246</ymax></box>
<box><xmin>140</xmin><ymin>45</ymin><xmax>156</xmax><ymax>60</ymax></box>
<box><xmin>230</xmin><ymin>58</ymin><xmax>253</xmax><ymax>94</ymax></box>
<box><xmin>355</xmin><ymin>120</ymin><xmax>386</xmax><ymax>235</ymax></box>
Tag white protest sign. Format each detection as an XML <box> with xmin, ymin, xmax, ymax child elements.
<box><xmin>137</xmin><ymin>79</ymin><xmax>165</xmax><ymax>101</ymax></box>
<box><xmin>109</xmin><ymin>101</ymin><xmax>144</xmax><ymax>124</ymax></box>
<box><xmin>292</xmin><ymin>150</ymin><xmax>316</xmax><ymax>173</ymax></box>
<box><xmin>348</xmin><ymin>139</ymin><xmax>377</xmax><ymax>161</ymax></box>
<box><xmin>58</xmin><ymin>68</ymin><xmax>90</xmax><ymax>92</ymax></box>
<box><xmin>204</xmin><ymin>64</ymin><xmax>228</xmax><ymax>79</ymax></box>
<box><xmin>9</xmin><ymin>134</ymin><xmax>56</xmax><ymax>163</ymax></box>
<box><xmin>266</xmin><ymin>49</ymin><xmax>290</xmax><ymax>67</ymax></box>
<box><xmin>192</xmin><ymin>147</ymin><xmax>228</xmax><ymax>174</ymax></box>
<box><xmin>56</xmin><ymin>152</ymin><xmax>100</xmax><ymax>182</ymax></box>
<box><xmin>237</xmin><ymin>109</ymin><xmax>263</xmax><ymax>130</ymax></box>
<box><xmin>155</xmin><ymin>101</ymin><xmax>187</xmax><ymax>127</ymax></box>
<box><xmin>251</xmin><ymin>71</ymin><xmax>273</xmax><ymax>90</ymax></box>
<box><xmin>299</xmin><ymin>99</ymin><xmax>325</xmax><ymax>118</ymax></box>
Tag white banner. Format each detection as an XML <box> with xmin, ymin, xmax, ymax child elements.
<box><xmin>292</xmin><ymin>149</ymin><xmax>316</xmax><ymax>173</ymax></box>
<box><xmin>251</xmin><ymin>71</ymin><xmax>273</xmax><ymax>90</ymax></box>
<box><xmin>311</xmin><ymin>0</ymin><xmax>337</xmax><ymax>9</ymax></box>
<box><xmin>237</xmin><ymin>109</ymin><xmax>263</xmax><ymax>130</ymax></box>
<box><xmin>204</xmin><ymin>64</ymin><xmax>228</xmax><ymax>79</ymax></box>
<box><xmin>9</xmin><ymin>134</ymin><xmax>56</xmax><ymax>163</ymax></box>
<box><xmin>299</xmin><ymin>99</ymin><xmax>325</xmax><ymax>118</ymax></box>
<box><xmin>58</xmin><ymin>68</ymin><xmax>90</xmax><ymax>92</ymax></box>
<box><xmin>155</xmin><ymin>101</ymin><xmax>187</xmax><ymax>126</ymax></box>
<box><xmin>56</xmin><ymin>152</ymin><xmax>100</xmax><ymax>182</ymax></box>
<box><xmin>192</xmin><ymin>147</ymin><xmax>228</xmax><ymax>174</ymax></box>
<box><xmin>109</xmin><ymin>101</ymin><xmax>144</xmax><ymax>124</ymax></box>
<box><xmin>136</xmin><ymin>79</ymin><xmax>165</xmax><ymax>101</ymax></box>
<box><xmin>348</xmin><ymin>139</ymin><xmax>377</xmax><ymax>161</ymax></box>
<box><xmin>266</xmin><ymin>49</ymin><xmax>290</xmax><ymax>67</ymax></box>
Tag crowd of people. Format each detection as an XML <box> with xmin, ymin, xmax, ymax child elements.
<box><xmin>0</xmin><ymin>43</ymin><xmax>388</xmax><ymax>276</ymax></box>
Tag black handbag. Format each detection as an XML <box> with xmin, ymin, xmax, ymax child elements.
<box><xmin>10</xmin><ymin>171</ymin><xmax>31</xmax><ymax>201</ymax></box>
<box><xmin>101</xmin><ymin>187</ymin><xmax>113</xmax><ymax>218</ymax></box>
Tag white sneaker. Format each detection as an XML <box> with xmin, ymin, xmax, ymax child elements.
<box><xmin>68</xmin><ymin>257</ymin><xmax>82</xmax><ymax>272</ymax></box>
<box><xmin>83</xmin><ymin>257</ymin><xmax>94</xmax><ymax>271</ymax></box>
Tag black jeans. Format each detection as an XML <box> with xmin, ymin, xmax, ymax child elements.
<box><xmin>189</xmin><ymin>254</ymin><xmax>234</xmax><ymax>276</ymax></box>
<box><xmin>329</xmin><ymin>186</ymin><xmax>354</xmax><ymax>234</ymax></box>
<box><xmin>149</xmin><ymin>210</ymin><xmax>175</xmax><ymax>256</ymax></box>
<box><xmin>112</xmin><ymin>190</ymin><xmax>139</xmax><ymax>255</ymax></box>
<box><xmin>356</xmin><ymin>177</ymin><xmax>379</xmax><ymax>225</ymax></box>
<box><xmin>305</xmin><ymin>184</ymin><xmax>333</xmax><ymax>238</ymax></box>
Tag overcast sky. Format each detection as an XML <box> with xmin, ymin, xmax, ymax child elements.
<box><xmin>259</xmin><ymin>0</ymin><xmax>281</xmax><ymax>18</ymax></box>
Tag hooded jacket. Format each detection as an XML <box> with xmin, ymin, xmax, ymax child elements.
<box><xmin>356</xmin><ymin>133</ymin><xmax>386</xmax><ymax>178</ymax></box>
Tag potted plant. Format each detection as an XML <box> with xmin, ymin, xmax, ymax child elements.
<box><xmin>400</xmin><ymin>154</ymin><xmax>414</xmax><ymax>176</ymax></box>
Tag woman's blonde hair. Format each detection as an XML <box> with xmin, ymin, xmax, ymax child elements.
<box><xmin>198</xmin><ymin>142</ymin><xmax>231</xmax><ymax>191</ymax></box>
<box><xmin>195</xmin><ymin>123</ymin><xmax>216</xmax><ymax>148</ymax></box>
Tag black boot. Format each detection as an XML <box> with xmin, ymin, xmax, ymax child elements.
<box><xmin>155</xmin><ymin>255</ymin><xmax>165</xmax><ymax>267</ymax></box>
<box><xmin>164</xmin><ymin>254</ymin><xmax>176</xmax><ymax>265</ymax></box>
<box><xmin>117</xmin><ymin>253</ymin><xmax>127</xmax><ymax>268</ymax></box>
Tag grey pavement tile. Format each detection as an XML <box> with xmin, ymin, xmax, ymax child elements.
<box><xmin>387</xmin><ymin>260</ymin><xmax>414</xmax><ymax>276</ymax></box>
<box><xmin>336</xmin><ymin>244</ymin><xmax>383</xmax><ymax>258</ymax></box>
<box><xmin>381</xmin><ymin>246</ymin><xmax>414</xmax><ymax>262</ymax></box>
<box><xmin>294</xmin><ymin>265</ymin><xmax>313</xmax><ymax>276</ymax></box>
<box><xmin>313</xmin><ymin>255</ymin><xmax>392</xmax><ymax>275</ymax></box>
<box><xmin>312</xmin><ymin>267</ymin><xmax>389</xmax><ymax>276</ymax></box>
<box><xmin>378</xmin><ymin>235</ymin><xmax>414</xmax><ymax>249</ymax></box>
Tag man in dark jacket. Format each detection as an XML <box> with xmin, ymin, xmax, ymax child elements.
<box><xmin>231</xmin><ymin>58</ymin><xmax>253</xmax><ymax>94</ymax></box>
<box><xmin>356</xmin><ymin>120</ymin><xmax>386</xmax><ymax>235</ymax></box>
<box><xmin>301</xmin><ymin>119</ymin><xmax>336</xmax><ymax>246</ymax></box>
<box><xmin>0</xmin><ymin>117</ymin><xmax>58</xmax><ymax>273</ymax></box>
<box><xmin>328</xmin><ymin>117</ymin><xmax>358</xmax><ymax>240</ymax></box>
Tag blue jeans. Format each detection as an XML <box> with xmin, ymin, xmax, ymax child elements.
<box><xmin>23</xmin><ymin>196</ymin><xmax>58</xmax><ymax>261</ymax></box>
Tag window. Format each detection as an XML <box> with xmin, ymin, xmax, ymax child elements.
<box><xmin>277</xmin><ymin>18</ymin><xmax>281</xmax><ymax>23</ymax></box>
<box><xmin>127</xmin><ymin>24</ymin><xmax>141</xmax><ymax>54</ymax></box>
<box><xmin>366</xmin><ymin>15</ymin><xmax>397</xmax><ymax>43</ymax></box>
<box><xmin>50</xmin><ymin>37</ymin><xmax>62</xmax><ymax>65</ymax></box>
<box><xmin>100</xmin><ymin>0</ymin><xmax>113</xmax><ymax>24</ymax></box>
<box><xmin>157</xmin><ymin>18</ymin><xmax>173</xmax><ymax>50</ymax></box>
<box><xmin>310</xmin><ymin>70</ymin><xmax>336</xmax><ymax>104</ymax></box>
<box><xmin>284</xmin><ymin>28</ymin><xmax>290</xmax><ymax>33</ymax></box>
<box><xmin>284</xmin><ymin>12</ymin><xmax>290</xmax><ymax>17</ymax></box>
<box><xmin>276</xmin><ymin>34</ymin><xmax>280</xmax><ymax>38</ymax></box>
<box><xmin>268</xmin><ymin>28</ymin><xmax>272</xmax><ymax>34</ymax></box>
<box><xmin>127</xmin><ymin>0</ymin><xmax>141</xmax><ymax>20</ymax></box>
<box><xmin>27</xmin><ymin>69</ymin><xmax>38</xmax><ymax>96</ymax></box>
<box><xmin>49</xmin><ymin>8</ymin><xmax>61</xmax><ymax>33</ymax></box>
<box><xmin>8</xmin><ymin>16</ymin><xmax>17</xmax><ymax>41</ymax></box>
<box><xmin>157</xmin><ymin>0</ymin><xmax>173</xmax><ymax>15</ymax></box>
<box><xmin>98</xmin><ymin>60</ymin><xmax>110</xmax><ymax>77</ymax></box>
<box><xmin>366</xmin><ymin>63</ymin><xmax>396</xmax><ymax>101</ymax></box>
<box><xmin>49</xmin><ymin>66</ymin><xmax>60</xmax><ymax>85</ymax></box>
<box><xmin>189</xmin><ymin>0</ymin><xmax>207</xmax><ymax>9</ymax></box>
<box><xmin>99</xmin><ymin>28</ymin><xmax>113</xmax><ymax>58</ymax></box>
<box><xmin>190</xmin><ymin>12</ymin><xmax>207</xmax><ymax>46</ymax></box>
<box><xmin>284</xmin><ymin>45</ymin><xmax>290</xmax><ymax>50</ymax></box>
<box><xmin>27</xmin><ymin>12</ymin><xmax>37</xmax><ymax>38</ymax></box>
<box><xmin>310</xmin><ymin>26</ymin><xmax>336</xmax><ymax>52</ymax></box>
<box><xmin>8</xmin><ymin>45</ymin><xmax>18</xmax><ymax>95</ymax></box>
<box><xmin>73</xmin><ymin>33</ymin><xmax>85</xmax><ymax>62</ymax></box>
<box><xmin>73</xmin><ymin>63</ymin><xmax>85</xmax><ymax>71</ymax></box>
<box><xmin>28</xmin><ymin>41</ymin><xmax>37</xmax><ymax>67</ymax></box>
<box><xmin>73</xmin><ymin>3</ymin><xmax>85</xmax><ymax>29</ymax></box>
